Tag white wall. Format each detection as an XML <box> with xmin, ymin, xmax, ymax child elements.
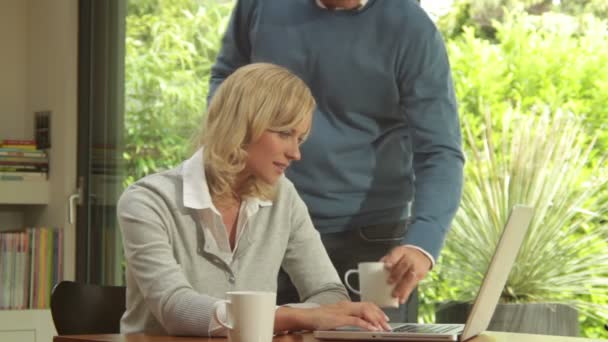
<box><xmin>0</xmin><ymin>0</ymin><xmax>78</xmax><ymax>280</ymax></box>
<box><xmin>0</xmin><ymin>0</ymin><xmax>30</xmax><ymax>139</ymax></box>
<box><xmin>27</xmin><ymin>0</ymin><xmax>78</xmax><ymax>280</ymax></box>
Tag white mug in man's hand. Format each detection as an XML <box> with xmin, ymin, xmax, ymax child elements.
<box><xmin>215</xmin><ymin>291</ymin><xmax>276</xmax><ymax>342</ymax></box>
<box><xmin>344</xmin><ymin>262</ymin><xmax>398</xmax><ymax>308</ymax></box>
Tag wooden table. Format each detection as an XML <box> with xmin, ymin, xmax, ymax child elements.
<box><xmin>53</xmin><ymin>331</ymin><xmax>605</xmax><ymax>342</ymax></box>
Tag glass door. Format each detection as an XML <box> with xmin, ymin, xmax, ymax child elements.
<box><xmin>75</xmin><ymin>0</ymin><xmax>230</xmax><ymax>285</ymax></box>
<box><xmin>76</xmin><ymin>0</ymin><xmax>127</xmax><ymax>285</ymax></box>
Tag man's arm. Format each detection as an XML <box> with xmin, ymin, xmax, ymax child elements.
<box><xmin>400</xmin><ymin>25</ymin><xmax>464</xmax><ymax>261</ymax></box>
<box><xmin>382</xmin><ymin>17</ymin><xmax>464</xmax><ymax>303</ymax></box>
<box><xmin>207</xmin><ymin>0</ymin><xmax>254</xmax><ymax>102</ymax></box>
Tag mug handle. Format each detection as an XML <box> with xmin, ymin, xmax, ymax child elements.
<box><xmin>213</xmin><ymin>300</ymin><xmax>233</xmax><ymax>330</ymax></box>
<box><xmin>344</xmin><ymin>269</ymin><xmax>361</xmax><ymax>295</ymax></box>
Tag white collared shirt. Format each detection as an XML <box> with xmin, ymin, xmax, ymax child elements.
<box><xmin>182</xmin><ymin>148</ymin><xmax>272</xmax><ymax>262</ymax></box>
<box><xmin>183</xmin><ymin>149</ymin><xmax>274</xmax><ymax>335</ymax></box>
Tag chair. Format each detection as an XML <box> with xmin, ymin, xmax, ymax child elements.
<box><xmin>50</xmin><ymin>280</ymin><xmax>126</xmax><ymax>335</ymax></box>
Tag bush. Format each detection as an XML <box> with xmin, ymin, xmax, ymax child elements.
<box><xmin>439</xmin><ymin>0</ymin><xmax>608</xmax><ymax>39</ymax></box>
<box><xmin>420</xmin><ymin>10</ymin><xmax>608</xmax><ymax>338</ymax></box>
<box><xmin>446</xmin><ymin>11</ymin><xmax>608</xmax><ymax>160</ymax></box>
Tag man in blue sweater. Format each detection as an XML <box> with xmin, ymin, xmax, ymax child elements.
<box><xmin>208</xmin><ymin>0</ymin><xmax>464</xmax><ymax>322</ymax></box>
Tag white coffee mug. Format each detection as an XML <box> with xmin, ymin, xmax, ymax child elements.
<box><xmin>215</xmin><ymin>291</ymin><xmax>276</xmax><ymax>342</ymax></box>
<box><xmin>344</xmin><ymin>262</ymin><xmax>398</xmax><ymax>308</ymax></box>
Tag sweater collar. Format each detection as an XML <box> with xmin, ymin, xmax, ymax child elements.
<box><xmin>315</xmin><ymin>0</ymin><xmax>368</xmax><ymax>10</ymax></box>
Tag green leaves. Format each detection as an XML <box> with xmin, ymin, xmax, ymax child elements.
<box><xmin>427</xmin><ymin>108</ymin><xmax>608</xmax><ymax>324</ymax></box>
<box><xmin>446</xmin><ymin>10</ymin><xmax>608</xmax><ymax>153</ymax></box>
<box><xmin>420</xmin><ymin>10</ymin><xmax>608</xmax><ymax>336</ymax></box>
<box><xmin>124</xmin><ymin>0</ymin><xmax>233</xmax><ymax>186</ymax></box>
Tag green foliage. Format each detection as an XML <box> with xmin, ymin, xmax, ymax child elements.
<box><xmin>447</xmin><ymin>11</ymin><xmax>608</xmax><ymax>158</ymax></box>
<box><xmin>124</xmin><ymin>0</ymin><xmax>233</xmax><ymax>185</ymax></box>
<box><xmin>438</xmin><ymin>0</ymin><xmax>544</xmax><ymax>39</ymax></box>
<box><xmin>422</xmin><ymin>9</ymin><xmax>608</xmax><ymax>338</ymax></box>
<box><xmin>555</xmin><ymin>0</ymin><xmax>608</xmax><ymax>18</ymax></box>
<box><xmin>420</xmin><ymin>109</ymin><xmax>608</xmax><ymax>336</ymax></box>
<box><xmin>438</xmin><ymin>0</ymin><xmax>607</xmax><ymax>39</ymax></box>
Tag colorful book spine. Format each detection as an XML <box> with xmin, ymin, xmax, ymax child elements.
<box><xmin>51</xmin><ymin>228</ymin><xmax>58</xmax><ymax>304</ymax></box>
<box><xmin>0</xmin><ymin>149</ymin><xmax>46</xmax><ymax>158</ymax></box>
<box><xmin>47</xmin><ymin>228</ymin><xmax>54</xmax><ymax>308</ymax></box>
<box><xmin>29</xmin><ymin>228</ymin><xmax>37</xmax><ymax>308</ymax></box>
<box><xmin>0</xmin><ymin>236</ymin><xmax>7</xmax><ymax>309</ymax></box>
<box><xmin>0</xmin><ymin>227</ymin><xmax>64</xmax><ymax>309</ymax></box>
<box><xmin>1</xmin><ymin>139</ymin><xmax>36</xmax><ymax>145</ymax></box>
<box><xmin>8</xmin><ymin>234</ymin><xmax>16</xmax><ymax>309</ymax></box>
<box><xmin>57</xmin><ymin>228</ymin><xmax>64</xmax><ymax>285</ymax></box>
<box><xmin>1</xmin><ymin>139</ymin><xmax>37</xmax><ymax>151</ymax></box>
<box><xmin>0</xmin><ymin>172</ymin><xmax>47</xmax><ymax>181</ymax></box>
<box><xmin>14</xmin><ymin>233</ymin><xmax>22</xmax><ymax>309</ymax></box>
<box><xmin>22</xmin><ymin>231</ymin><xmax>30</xmax><ymax>309</ymax></box>
<box><xmin>37</xmin><ymin>228</ymin><xmax>47</xmax><ymax>309</ymax></box>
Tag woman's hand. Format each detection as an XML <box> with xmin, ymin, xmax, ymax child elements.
<box><xmin>309</xmin><ymin>301</ymin><xmax>392</xmax><ymax>331</ymax></box>
<box><xmin>275</xmin><ymin>301</ymin><xmax>391</xmax><ymax>333</ymax></box>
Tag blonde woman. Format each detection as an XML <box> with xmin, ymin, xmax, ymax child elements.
<box><xmin>117</xmin><ymin>63</ymin><xmax>390</xmax><ymax>336</ymax></box>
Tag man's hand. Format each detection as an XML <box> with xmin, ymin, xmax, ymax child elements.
<box><xmin>380</xmin><ymin>246</ymin><xmax>432</xmax><ymax>304</ymax></box>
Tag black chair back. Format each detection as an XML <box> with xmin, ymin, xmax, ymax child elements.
<box><xmin>50</xmin><ymin>280</ymin><xmax>126</xmax><ymax>335</ymax></box>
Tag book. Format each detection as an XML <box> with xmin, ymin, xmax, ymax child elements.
<box><xmin>1</xmin><ymin>139</ymin><xmax>36</xmax><ymax>146</ymax></box>
<box><xmin>8</xmin><ymin>234</ymin><xmax>16</xmax><ymax>309</ymax></box>
<box><xmin>0</xmin><ymin>160</ymin><xmax>48</xmax><ymax>166</ymax></box>
<box><xmin>0</xmin><ymin>165</ymin><xmax>48</xmax><ymax>172</ymax></box>
<box><xmin>1</xmin><ymin>236</ymin><xmax>8</xmax><ymax>308</ymax></box>
<box><xmin>15</xmin><ymin>233</ymin><xmax>23</xmax><ymax>309</ymax></box>
<box><xmin>30</xmin><ymin>228</ymin><xmax>39</xmax><ymax>308</ymax></box>
<box><xmin>1</xmin><ymin>145</ymin><xmax>37</xmax><ymax>151</ymax></box>
<box><xmin>0</xmin><ymin>149</ymin><xmax>46</xmax><ymax>158</ymax></box>
<box><xmin>0</xmin><ymin>172</ymin><xmax>47</xmax><ymax>181</ymax></box>
<box><xmin>0</xmin><ymin>156</ymin><xmax>49</xmax><ymax>164</ymax></box>
<box><xmin>0</xmin><ymin>228</ymin><xmax>63</xmax><ymax>309</ymax></box>
<box><xmin>37</xmin><ymin>228</ymin><xmax>47</xmax><ymax>309</ymax></box>
<box><xmin>22</xmin><ymin>232</ymin><xmax>30</xmax><ymax>309</ymax></box>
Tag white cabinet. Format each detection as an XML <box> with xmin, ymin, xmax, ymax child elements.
<box><xmin>0</xmin><ymin>310</ymin><xmax>57</xmax><ymax>342</ymax></box>
<box><xmin>0</xmin><ymin>181</ymin><xmax>50</xmax><ymax>205</ymax></box>
<box><xmin>1</xmin><ymin>330</ymin><xmax>36</xmax><ymax>342</ymax></box>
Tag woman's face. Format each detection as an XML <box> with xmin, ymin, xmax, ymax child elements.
<box><xmin>244</xmin><ymin>114</ymin><xmax>312</xmax><ymax>185</ymax></box>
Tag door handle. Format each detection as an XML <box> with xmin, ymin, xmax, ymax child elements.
<box><xmin>68</xmin><ymin>176</ymin><xmax>85</xmax><ymax>224</ymax></box>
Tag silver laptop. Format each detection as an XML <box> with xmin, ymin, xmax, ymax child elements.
<box><xmin>315</xmin><ymin>205</ymin><xmax>534</xmax><ymax>342</ymax></box>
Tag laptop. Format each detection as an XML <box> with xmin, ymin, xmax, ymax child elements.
<box><xmin>314</xmin><ymin>205</ymin><xmax>534</xmax><ymax>342</ymax></box>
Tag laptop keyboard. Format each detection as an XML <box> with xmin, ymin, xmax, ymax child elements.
<box><xmin>392</xmin><ymin>324</ymin><xmax>461</xmax><ymax>334</ymax></box>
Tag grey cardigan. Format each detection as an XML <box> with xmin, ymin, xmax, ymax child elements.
<box><xmin>117</xmin><ymin>162</ymin><xmax>348</xmax><ymax>336</ymax></box>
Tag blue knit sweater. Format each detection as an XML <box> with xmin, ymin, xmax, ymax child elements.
<box><xmin>209</xmin><ymin>0</ymin><xmax>464</xmax><ymax>259</ymax></box>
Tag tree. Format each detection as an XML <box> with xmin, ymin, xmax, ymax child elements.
<box><xmin>124</xmin><ymin>0</ymin><xmax>233</xmax><ymax>185</ymax></box>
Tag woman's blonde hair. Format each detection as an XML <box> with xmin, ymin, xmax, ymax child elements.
<box><xmin>198</xmin><ymin>63</ymin><xmax>315</xmax><ymax>206</ymax></box>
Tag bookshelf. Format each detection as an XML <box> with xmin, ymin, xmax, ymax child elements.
<box><xmin>0</xmin><ymin>0</ymin><xmax>78</xmax><ymax>341</ymax></box>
